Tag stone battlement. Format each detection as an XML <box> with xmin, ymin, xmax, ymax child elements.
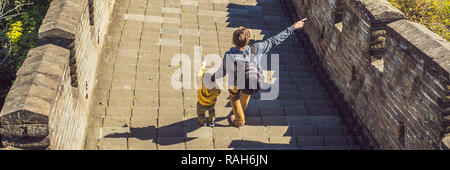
<box><xmin>0</xmin><ymin>0</ymin><xmax>116</xmax><ymax>149</ymax></box>
<box><xmin>290</xmin><ymin>0</ymin><xmax>450</xmax><ymax>149</ymax></box>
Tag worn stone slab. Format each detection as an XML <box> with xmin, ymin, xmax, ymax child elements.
<box><xmin>186</xmin><ymin>127</ymin><xmax>212</xmax><ymax>138</ymax></box>
<box><xmin>284</xmin><ymin>107</ymin><xmax>309</xmax><ymax>116</ymax></box>
<box><xmin>106</xmin><ymin>107</ymin><xmax>132</xmax><ymax>117</ymax></box>
<box><xmin>159</xmin><ymin>89</ymin><xmax>183</xmax><ymax>99</ymax></box>
<box><xmin>160</xmin><ymin>98</ymin><xmax>183</xmax><ymax>107</ymax></box>
<box><xmin>101</xmin><ymin>127</ymin><xmax>130</xmax><ymax>138</ymax></box>
<box><xmin>238</xmin><ymin>126</ymin><xmax>268</xmax><ymax>137</ymax></box>
<box><xmin>300</xmin><ymin>146</ymin><xmax>329</xmax><ymax>150</ymax></box>
<box><xmin>109</xmin><ymin>98</ymin><xmax>133</xmax><ymax>107</ymax></box>
<box><xmin>324</xmin><ymin>136</ymin><xmax>349</xmax><ymax>147</ymax></box>
<box><xmin>84</xmin><ymin>137</ymin><xmax>99</xmax><ymax>150</ymax></box>
<box><xmin>132</xmin><ymin>107</ymin><xmax>158</xmax><ymax>117</ymax></box>
<box><xmin>184</xmin><ymin>108</ymin><xmax>197</xmax><ymax>117</ymax></box>
<box><xmin>214</xmin><ymin>137</ymin><xmax>242</xmax><ymax>149</ymax></box>
<box><xmin>242</xmin><ymin>137</ymin><xmax>270</xmax><ymax>148</ymax></box>
<box><xmin>103</xmin><ymin>116</ymin><xmax>130</xmax><ymax>127</ymax></box>
<box><xmin>317</xmin><ymin>126</ymin><xmax>344</xmax><ymax>136</ymax></box>
<box><xmin>159</xmin><ymin>107</ymin><xmax>185</xmax><ymax>117</ymax></box>
<box><xmin>163</xmin><ymin>7</ymin><xmax>181</xmax><ymax>14</ymax></box>
<box><xmin>269</xmin><ymin>137</ymin><xmax>298</xmax><ymax>148</ymax></box>
<box><xmin>266</xmin><ymin>126</ymin><xmax>292</xmax><ymax>137</ymax></box>
<box><xmin>128</xmin><ymin>138</ymin><xmax>157</xmax><ymax>150</ymax></box>
<box><xmin>131</xmin><ymin>116</ymin><xmax>157</xmax><ymax>127</ymax></box>
<box><xmin>112</xmin><ymin>71</ymin><xmax>135</xmax><ymax>81</ymax></box>
<box><xmin>134</xmin><ymin>98</ymin><xmax>158</xmax><ymax>108</ymax></box>
<box><xmin>158</xmin><ymin>116</ymin><xmax>184</xmax><ymax>127</ymax></box>
<box><xmin>260</xmin><ymin>108</ymin><xmax>284</xmax><ymax>116</ymax></box>
<box><xmin>296</xmin><ymin>136</ymin><xmax>325</xmax><ymax>147</ymax></box>
<box><xmin>135</xmin><ymin>89</ymin><xmax>158</xmax><ymax>99</ymax></box>
<box><xmin>109</xmin><ymin>89</ymin><xmax>133</xmax><ymax>99</ymax></box>
<box><xmin>186</xmin><ymin>137</ymin><xmax>213</xmax><ymax>150</ymax></box>
<box><xmin>111</xmin><ymin>80</ymin><xmax>135</xmax><ymax>89</ymax></box>
<box><xmin>213</xmin><ymin>126</ymin><xmax>239</xmax><ymax>138</ymax></box>
<box><xmin>292</xmin><ymin>126</ymin><xmax>318</xmax><ymax>136</ymax></box>
<box><xmin>262</xmin><ymin>116</ymin><xmax>288</xmax><ymax>126</ymax></box>
<box><xmin>99</xmin><ymin>138</ymin><xmax>128</xmax><ymax>150</ymax></box>
<box><xmin>157</xmin><ymin>137</ymin><xmax>186</xmax><ymax>150</ymax></box>
<box><xmin>315</xmin><ymin>116</ymin><xmax>341</xmax><ymax>126</ymax></box>
<box><xmin>287</xmin><ymin>116</ymin><xmax>315</xmax><ymax>126</ymax></box>
<box><xmin>245</xmin><ymin>117</ymin><xmax>263</xmax><ymax>126</ymax></box>
<box><xmin>137</xmin><ymin>64</ymin><xmax>158</xmax><ymax>73</ymax></box>
<box><xmin>128</xmin><ymin>126</ymin><xmax>157</xmax><ymax>139</ymax></box>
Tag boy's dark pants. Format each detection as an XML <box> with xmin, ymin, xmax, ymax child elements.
<box><xmin>197</xmin><ymin>102</ymin><xmax>216</xmax><ymax>125</ymax></box>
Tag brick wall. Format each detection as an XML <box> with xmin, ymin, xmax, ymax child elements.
<box><xmin>290</xmin><ymin>0</ymin><xmax>450</xmax><ymax>149</ymax></box>
<box><xmin>0</xmin><ymin>0</ymin><xmax>116</xmax><ymax>149</ymax></box>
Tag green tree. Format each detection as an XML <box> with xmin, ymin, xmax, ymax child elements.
<box><xmin>388</xmin><ymin>0</ymin><xmax>450</xmax><ymax>41</ymax></box>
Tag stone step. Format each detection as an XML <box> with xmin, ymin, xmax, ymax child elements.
<box><xmin>277</xmin><ymin>91</ymin><xmax>302</xmax><ymax>100</ymax></box>
<box><xmin>302</xmin><ymin>146</ymin><xmax>360</xmax><ymax>150</ymax></box>
<box><xmin>86</xmin><ymin>0</ymin><xmax>361</xmax><ymax>150</ymax></box>
<box><xmin>287</xmin><ymin>115</ymin><xmax>342</xmax><ymax>126</ymax></box>
<box><xmin>308</xmin><ymin>106</ymin><xmax>337</xmax><ymax>115</ymax></box>
<box><xmin>280</xmin><ymin>58</ymin><xmax>309</xmax><ymax>65</ymax></box>
<box><xmin>246</xmin><ymin>100</ymin><xmax>308</xmax><ymax>108</ymax></box>
<box><xmin>244</xmin><ymin>106</ymin><xmax>338</xmax><ymax>116</ymax></box>
<box><xmin>292</xmin><ymin>79</ymin><xmax>321</xmax><ymax>86</ymax></box>
<box><xmin>305</xmin><ymin>99</ymin><xmax>336</xmax><ymax>107</ymax></box>
<box><xmin>297</xmin><ymin>85</ymin><xmax>327</xmax><ymax>92</ymax></box>
<box><xmin>300</xmin><ymin>91</ymin><xmax>332</xmax><ymax>99</ymax></box>
<box><xmin>214</xmin><ymin>136</ymin><xmax>355</xmax><ymax>149</ymax></box>
<box><xmin>295</xmin><ymin>135</ymin><xmax>355</xmax><ymax>147</ymax></box>
<box><xmin>289</xmin><ymin>72</ymin><xmax>315</xmax><ymax>79</ymax></box>
<box><xmin>290</xmin><ymin>125</ymin><xmax>350</xmax><ymax>136</ymax></box>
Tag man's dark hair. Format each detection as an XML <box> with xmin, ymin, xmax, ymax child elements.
<box><xmin>232</xmin><ymin>26</ymin><xmax>251</xmax><ymax>48</ymax></box>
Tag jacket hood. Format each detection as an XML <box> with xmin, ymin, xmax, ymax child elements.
<box><xmin>228</xmin><ymin>46</ymin><xmax>250</xmax><ymax>55</ymax></box>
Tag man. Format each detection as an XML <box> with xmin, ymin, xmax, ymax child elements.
<box><xmin>214</xmin><ymin>18</ymin><xmax>308</xmax><ymax>127</ymax></box>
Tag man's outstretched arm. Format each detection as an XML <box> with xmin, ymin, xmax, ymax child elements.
<box><xmin>255</xmin><ymin>18</ymin><xmax>308</xmax><ymax>54</ymax></box>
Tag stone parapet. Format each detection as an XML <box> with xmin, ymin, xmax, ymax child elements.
<box><xmin>0</xmin><ymin>0</ymin><xmax>116</xmax><ymax>149</ymax></box>
<box><xmin>0</xmin><ymin>45</ymin><xmax>69</xmax><ymax>149</ymax></box>
<box><xmin>291</xmin><ymin>0</ymin><xmax>449</xmax><ymax>149</ymax></box>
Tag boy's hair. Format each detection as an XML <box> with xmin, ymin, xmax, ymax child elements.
<box><xmin>232</xmin><ymin>27</ymin><xmax>251</xmax><ymax>48</ymax></box>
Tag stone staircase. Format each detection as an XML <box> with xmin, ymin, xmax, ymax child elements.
<box><xmin>84</xmin><ymin>0</ymin><xmax>360</xmax><ymax>150</ymax></box>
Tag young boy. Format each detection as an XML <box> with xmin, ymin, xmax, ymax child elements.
<box><xmin>197</xmin><ymin>61</ymin><xmax>221</xmax><ymax>127</ymax></box>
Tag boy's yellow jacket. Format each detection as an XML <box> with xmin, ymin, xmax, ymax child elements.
<box><xmin>197</xmin><ymin>66</ymin><xmax>221</xmax><ymax>106</ymax></box>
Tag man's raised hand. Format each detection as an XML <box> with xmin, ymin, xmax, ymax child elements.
<box><xmin>293</xmin><ymin>18</ymin><xmax>308</xmax><ymax>29</ymax></box>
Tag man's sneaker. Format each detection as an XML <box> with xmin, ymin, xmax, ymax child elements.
<box><xmin>209</xmin><ymin>120</ymin><xmax>216</xmax><ymax>127</ymax></box>
<box><xmin>229</xmin><ymin>115</ymin><xmax>244</xmax><ymax>128</ymax></box>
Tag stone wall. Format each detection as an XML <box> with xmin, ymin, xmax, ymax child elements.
<box><xmin>290</xmin><ymin>0</ymin><xmax>450</xmax><ymax>149</ymax></box>
<box><xmin>0</xmin><ymin>0</ymin><xmax>116</xmax><ymax>149</ymax></box>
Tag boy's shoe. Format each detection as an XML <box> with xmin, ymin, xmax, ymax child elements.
<box><xmin>198</xmin><ymin>122</ymin><xmax>207</xmax><ymax>127</ymax></box>
<box><xmin>209</xmin><ymin>120</ymin><xmax>216</xmax><ymax>127</ymax></box>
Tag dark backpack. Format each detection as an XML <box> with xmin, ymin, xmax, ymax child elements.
<box><xmin>242</xmin><ymin>45</ymin><xmax>264</xmax><ymax>95</ymax></box>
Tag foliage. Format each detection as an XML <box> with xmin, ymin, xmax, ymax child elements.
<box><xmin>388</xmin><ymin>0</ymin><xmax>450</xmax><ymax>41</ymax></box>
<box><xmin>1</xmin><ymin>0</ymin><xmax>33</xmax><ymax>20</ymax></box>
<box><xmin>6</xmin><ymin>20</ymin><xmax>22</xmax><ymax>43</ymax></box>
<box><xmin>0</xmin><ymin>0</ymin><xmax>50</xmax><ymax>107</ymax></box>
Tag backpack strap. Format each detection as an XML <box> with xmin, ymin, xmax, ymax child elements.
<box><xmin>249</xmin><ymin>44</ymin><xmax>256</xmax><ymax>63</ymax></box>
